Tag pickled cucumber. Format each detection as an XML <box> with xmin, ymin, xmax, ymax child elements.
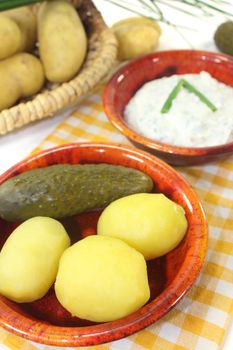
<box><xmin>0</xmin><ymin>164</ymin><xmax>153</xmax><ymax>222</ymax></box>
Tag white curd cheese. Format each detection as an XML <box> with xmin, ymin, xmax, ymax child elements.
<box><xmin>124</xmin><ymin>71</ymin><xmax>233</xmax><ymax>147</ymax></box>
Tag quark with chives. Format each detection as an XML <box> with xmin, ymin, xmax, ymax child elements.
<box><xmin>124</xmin><ymin>71</ymin><xmax>233</xmax><ymax>147</ymax></box>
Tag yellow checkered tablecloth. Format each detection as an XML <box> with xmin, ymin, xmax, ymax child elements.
<box><xmin>0</xmin><ymin>86</ymin><xmax>232</xmax><ymax>350</ymax></box>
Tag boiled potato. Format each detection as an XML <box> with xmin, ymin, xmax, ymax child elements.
<box><xmin>0</xmin><ymin>15</ymin><xmax>21</xmax><ymax>60</ymax></box>
<box><xmin>55</xmin><ymin>235</ymin><xmax>150</xmax><ymax>322</ymax></box>
<box><xmin>112</xmin><ymin>17</ymin><xmax>161</xmax><ymax>61</ymax></box>
<box><xmin>0</xmin><ymin>53</ymin><xmax>45</xmax><ymax>111</ymax></box>
<box><xmin>0</xmin><ymin>217</ymin><xmax>70</xmax><ymax>303</ymax></box>
<box><xmin>38</xmin><ymin>0</ymin><xmax>87</xmax><ymax>83</ymax></box>
<box><xmin>4</xmin><ymin>6</ymin><xmax>37</xmax><ymax>52</ymax></box>
<box><xmin>97</xmin><ymin>193</ymin><xmax>188</xmax><ymax>260</ymax></box>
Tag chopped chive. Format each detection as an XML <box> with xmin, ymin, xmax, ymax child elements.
<box><xmin>160</xmin><ymin>78</ymin><xmax>218</xmax><ymax>114</ymax></box>
<box><xmin>160</xmin><ymin>79</ymin><xmax>184</xmax><ymax>113</ymax></box>
<box><xmin>182</xmin><ymin>79</ymin><xmax>218</xmax><ymax>112</ymax></box>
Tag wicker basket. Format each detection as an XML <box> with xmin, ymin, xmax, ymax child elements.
<box><xmin>0</xmin><ymin>0</ymin><xmax>118</xmax><ymax>135</ymax></box>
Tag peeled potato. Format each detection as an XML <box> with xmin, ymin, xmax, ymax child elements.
<box><xmin>0</xmin><ymin>217</ymin><xmax>70</xmax><ymax>303</ymax></box>
<box><xmin>97</xmin><ymin>193</ymin><xmax>188</xmax><ymax>260</ymax></box>
<box><xmin>112</xmin><ymin>16</ymin><xmax>161</xmax><ymax>61</ymax></box>
<box><xmin>55</xmin><ymin>235</ymin><xmax>150</xmax><ymax>322</ymax></box>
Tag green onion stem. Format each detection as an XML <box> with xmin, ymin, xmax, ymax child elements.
<box><xmin>0</xmin><ymin>0</ymin><xmax>45</xmax><ymax>11</ymax></box>
<box><xmin>161</xmin><ymin>79</ymin><xmax>218</xmax><ymax>113</ymax></box>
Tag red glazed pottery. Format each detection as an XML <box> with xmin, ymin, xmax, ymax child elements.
<box><xmin>103</xmin><ymin>50</ymin><xmax>233</xmax><ymax>166</ymax></box>
<box><xmin>0</xmin><ymin>143</ymin><xmax>208</xmax><ymax>346</ymax></box>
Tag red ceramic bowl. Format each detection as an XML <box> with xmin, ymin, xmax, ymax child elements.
<box><xmin>0</xmin><ymin>143</ymin><xmax>207</xmax><ymax>346</ymax></box>
<box><xmin>103</xmin><ymin>50</ymin><xmax>233</xmax><ymax>166</ymax></box>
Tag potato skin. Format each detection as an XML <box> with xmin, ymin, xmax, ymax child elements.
<box><xmin>112</xmin><ymin>17</ymin><xmax>161</xmax><ymax>61</ymax></box>
<box><xmin>0</xmin><ymin>217</ymin><xmax>70</xmax><ymax>303</ymax></box>
<box><xmin>0</xmin><ymin>15</ymin><xmax>21</xmax><ymax>60</ymax></box>
<box><xmin>0</xmin><ymin>53</ymin><xmax>45</xmax><ymax>111</ymax></box>
<box><xmin>4</xmin><ymin>6</ymin><xmax>37</xmax><ymax>52</ymax></box>
<box><xmin>38</xmin><ymin>0</ymin><xmax>87</xmax><ymax>83</ymax></box>
<box><xmin>112</xmin><ymin>17</ymin><xmax>162</xmax><ymax>36</ymax></box>
<box><xmin>97</xmin><ymin>193</ymin><xmax>188</xmax><ymax>260</ymax></box>
<box><xmin>55</xmin><ymin>235</ymin><xmax>150</xmax><ymax>322</ymax></box>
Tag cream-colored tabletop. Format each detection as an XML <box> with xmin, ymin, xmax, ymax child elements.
<box><xmin>0</xmin><ymin>1</ymin><xmax>232</xmax><ymax>350</ymax></box>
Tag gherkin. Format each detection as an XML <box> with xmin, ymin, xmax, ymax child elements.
<box><xmin>214</xmin><ymin>21</ymin><xmax>233</xmax><ymax>56</ymax></box>
<box><xmin>0</xmin><ymin>164</ymin><xmax>153</xmax><ymax>222</ymax></box>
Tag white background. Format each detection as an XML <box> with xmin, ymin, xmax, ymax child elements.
<box><xmin>0</xmin><ymin>0</ymin><xmax>232</xmax><ymax>349</ymax></box>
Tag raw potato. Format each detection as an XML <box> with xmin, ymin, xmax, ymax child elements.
<box><xmin>113</xmin><ymin>17</ymin><xmax>162</xmax><ymax>36</ymax></box>
<box><xmin>0</xmin><ymin>53</ymin><xmax>45</xmax><ymax>111</ymax></box>
<box><xmin>97</xmin><ymin>193</ymin><xmax>188</xmax><ymax>260</ymax></box>
<box><xmin>4</xmin><ymin>6</ymin><xmax>37</xmax><ymax>52</ymax></box>
<box><xmin>0</xmin><ymin>217</ymin><xmax>70</xmax><ymax>303</ymax></box>
<box><xmin>112</xmin><ymin>17</ymin><xmax>161</xmax><ymax>61</ymax></box>
<box><xmin>38</xmin><ymin>0</ymin><xmax>87</xmax><ymax>83</ymax></box>
<box><xmin>0</xmin><ymin>15</ymin><xmax>21</xmax><ymax>60</ymax></box>
<box><xmin>55</xmin><ymin>235</ymin><xmax>150</xmax><ymax>322</ymax></box>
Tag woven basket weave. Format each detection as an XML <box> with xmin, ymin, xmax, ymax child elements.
<box><xmin>0</xmin><ymin>0</ymin><xmax>118</xmax><ymax>135</ymax></box>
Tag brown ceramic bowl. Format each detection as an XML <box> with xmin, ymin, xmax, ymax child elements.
<box><xmin>103</xmin><ymin>50</ymin><xmax>233</xmax><ymax>166</ymax></box>
<box><xmin>0</xmin><ymin>143</ymin><xmax>207</xmax><ymax>346</ymax></box>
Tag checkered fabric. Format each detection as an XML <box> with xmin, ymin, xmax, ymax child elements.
<box><xmin>0</xmin><ymin>86</ymin><xmax>232</xmax><ymax>350</ymax></box>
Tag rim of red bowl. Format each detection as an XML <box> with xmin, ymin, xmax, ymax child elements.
<box><xmin>0</xmin><ymin>142</ymin><xmax>208</xmax><ymax>347</ymax></box>
<box><xmin>103</xmin><ymin>49</ymin><xmax>233</xmax><ymax>158</ymax></box>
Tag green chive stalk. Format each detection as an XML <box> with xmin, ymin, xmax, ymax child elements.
<box><xmin>0</xmin><ymin>0</ymin><xmax>46</xmax><ymax>12</ymax></box>
<box><xmin>103</xmin><ymin>0</ymin><xmax>233</xmax><ymax>27</ymax></box>
<box><xmin>182</xmin><ymin>79</ymin><xmax>218</xmax><ymax>112</ymax></box>
<box><xmin>160</xmin><ymin>80</ymin><xmax>184</xmax><ymax>113</ymax></box>
<box><xmin>161</xmin><ymin>79</ymin><xmax>218</xmax><ymax>113</ymax></box>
